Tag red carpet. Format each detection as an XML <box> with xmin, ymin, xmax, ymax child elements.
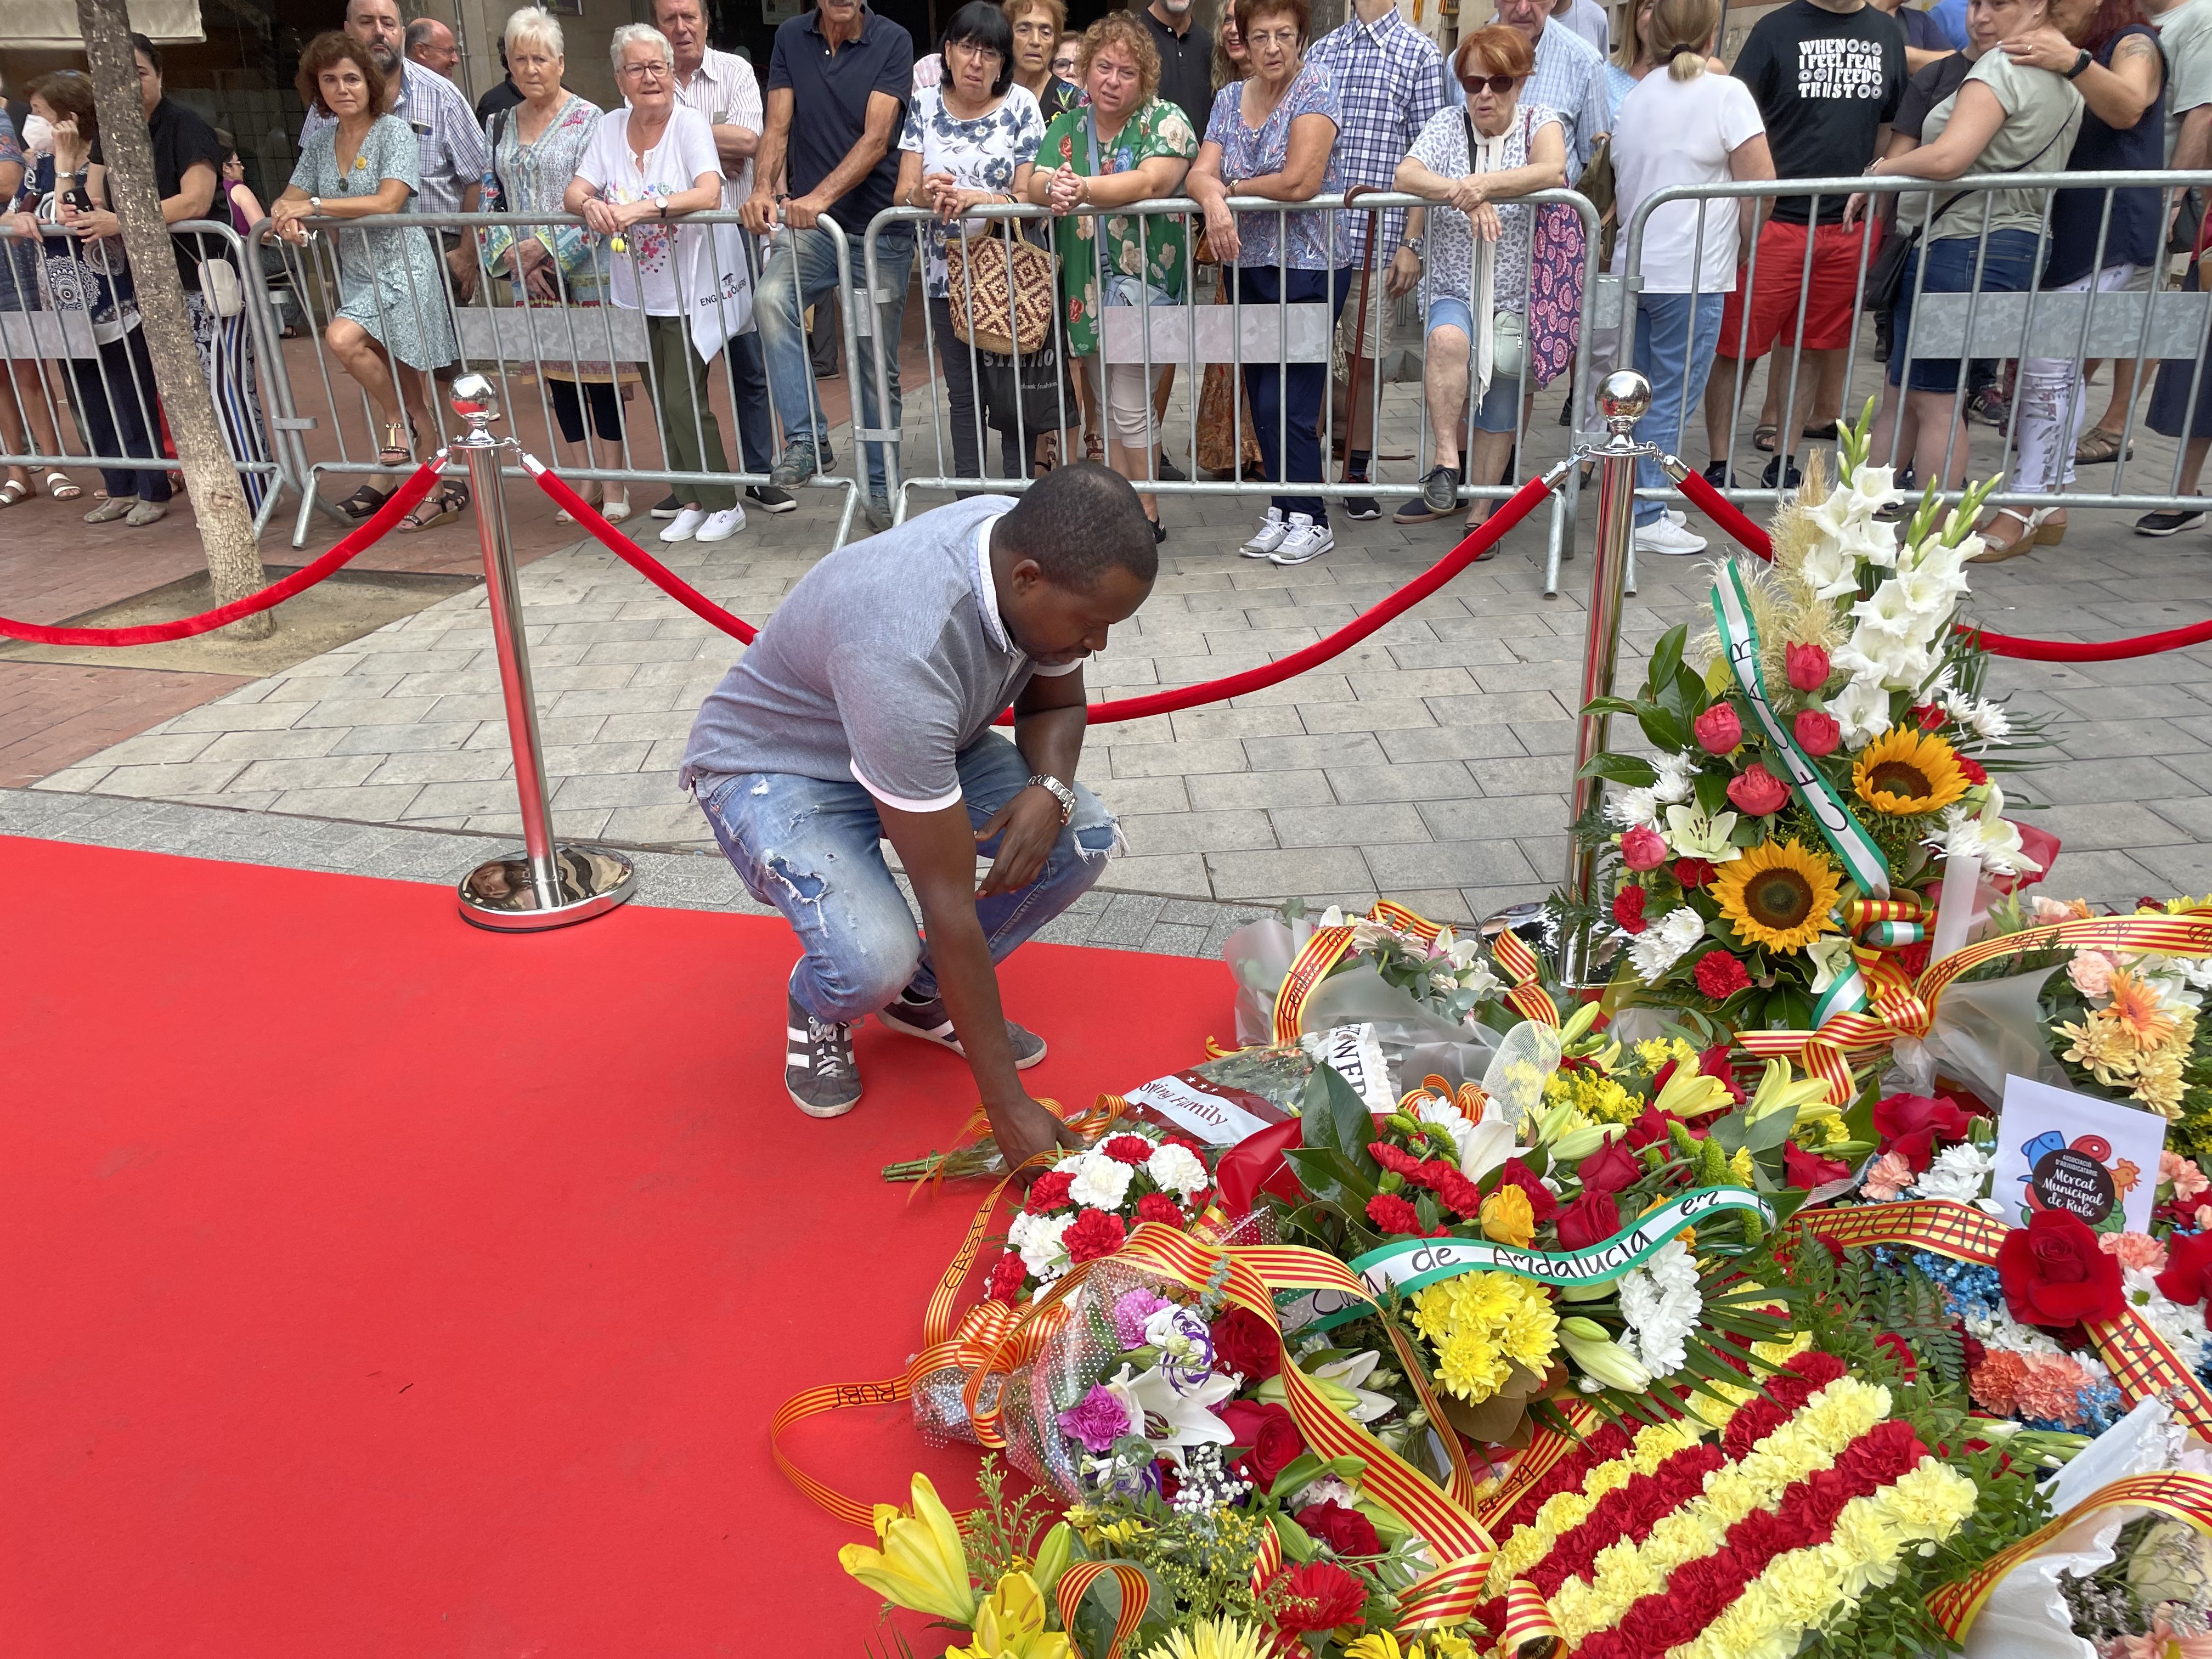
<box><xmin>0</xmin><ymin>836</ymin><xmax>1232</xmax><ymax>1657</ymax></box>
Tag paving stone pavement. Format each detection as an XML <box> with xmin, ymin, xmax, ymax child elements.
<box><xmin>24</xmin><ymin>375</ymin><xmax>2212</xmax><ymax>922</ymax></box>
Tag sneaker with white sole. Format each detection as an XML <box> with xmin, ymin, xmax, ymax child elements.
<box><xmin>659</xmin><ymin>506</ymin><xmax>707</xmax><ymax>544</ymax></box>
<box><xmin>1632</xmin><ymin>517</ymin><xmax>1708</xmax><ymax>557</ymax></box>
<box><xmin>1269</xmin><ymin>513</ymin><xmax>1334</xmax><ymax>566</ymax></box>
<box><xmin>695</xmin><ymin>504</ymin><xmax>746</xmax><ymax>543</ymax></box>
<box><xmin>1240</xmin><ymin>507</ymin><xmax>1287</xmax><ymax>557</ymax></box>
<box><xmin>878</xmin><ymin>990</ymin><xmax>1048</xmax><ymax>1068</ymax></box>
<box><xmin>786</xmin><ymin>989</ymin><xmax>862</xmax><ymax>1118</ymax></box>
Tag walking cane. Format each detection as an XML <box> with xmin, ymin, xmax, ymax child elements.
<box><xmin>1338</xmin><ymin>184</ymin><xmax>1384</xmax><ymax>474</ymax></box>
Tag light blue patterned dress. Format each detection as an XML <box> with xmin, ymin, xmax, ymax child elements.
<box><xmin>478</xmin><ymin>93</ymin><xmax>619</xmax><ymax>381</ymax></box>
<box><xmin>289</xmin><ymin>114</ymin><xmax>457</xmax><ymax>369</ymax></box>
<box><xmin>0</xmin><ymin>110</ymin><xmax>38</xmax><ymax>313</ymax></box>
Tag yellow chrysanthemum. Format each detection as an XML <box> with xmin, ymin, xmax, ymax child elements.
<box><xmin>1711</xmin><ymin>838</ymin><xmax>1844</xmax><ymax>952</ymax></box>
<box><xmin>1141</xmin><ymin>1617</ymin><xmax>1273</xmax><ymax>1659</ymax></box>
<box><xmin>1413</xmin><ymin>1272</ymin><xmax>1560</xmax><ymax>1403</ymax></box>
<box><xmin>1850</xmin><ymin>727</ymin><xmax>1971</xmax><ymax>817</ymax></box>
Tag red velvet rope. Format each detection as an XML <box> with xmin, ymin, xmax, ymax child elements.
<box><xmin>0</xmin><ymin>456</ymin><xmax>447</xmax><ymax>646</ymax></box>
<box><xmin>528</xmin><ymin>460</ymin><xmax>1554</xmax><ymax>725</ymax></box>
<box><xmin>1672</xmin><ymin>464</ymin><xmax>2212</xmax><ymax>665</ymax></box>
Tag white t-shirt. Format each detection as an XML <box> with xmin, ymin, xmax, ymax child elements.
<box><xmin>1607</xmin><ymin>69</ymin><xmax>1765</xmax><ymax>294</ymax></box>
<box><xmin>574</xmin><ymin>104</ymin><xmax>751</xmax><ymax>357</ymax></box>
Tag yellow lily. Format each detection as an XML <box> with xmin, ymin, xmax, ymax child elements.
<box><xmin>947</xmin><ymin>1571</ymin><xmax>1070</xmax><ymax>1659</ymax></box>
<box><xmin>1559</xmin><ymin>998</ymin><xmax>1604</xmax><ymax>1046</ymax></box>
<box><xmin>839</xmin><ymin>1472</ymin><xmax>979</xmax><ymax>1625</ymax></box>
<box><xmin>1652</xmin><ymin>1065</ymin><xmax>1732</xmax><ymax>1121</ymax></box>
<box><xmin>1745</xmin><ymin>1058</ymin><xmax>1831</xmax><ymax>1124</ymax></box>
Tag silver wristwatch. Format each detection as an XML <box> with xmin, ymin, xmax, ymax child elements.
<box><xmin>1028</xmin><ymin>774</ymin><xmax>1076</xmax><ymax>826</ymax></box>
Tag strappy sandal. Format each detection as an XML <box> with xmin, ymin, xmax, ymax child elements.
<box><xmin>399</xmin><ymin>479</ymin><xmax>470</xmax><ymax>533</ymax></box>
<box><xmin>1753</xmin><ymin>422</ymin><xmax>1779</xmax><ymax>453</ymax></box>
<box><xmin>2074</xmin><ymin>426</ymin><xmax>2131</xmax><ymax>465</ymax></box>
<box><xmin>337</xmin><ymin>483</ymin><xmax>392</xmax><ymax>520</ymax></box>
<box><xmin>0</xmin><ymin>478</ymin><xmax>26</xmax><ymax>509</ymax></box>
<box><xmin>1974</xmin><ymin>505</ymin><xmax>2065</xmax><ymax>561</ymax></box>
<box><xmin>40</xmin><ymin>470</ymin><xmax>81</xmax><ymax>501</ymax></box>
<box><xmin>1084</xmin><ymin>429</ymin><xmax>1104</xmax><ymax>465</ymax></box>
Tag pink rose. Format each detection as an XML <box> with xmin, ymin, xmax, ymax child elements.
<box><xmin>1726</xmin><ymin>763</ymin><xmax>1790</xmax><ymax>816</ymax></box>
<box><xmin>1694</xmin><ymin>703</ymin><xmax>1743</xmax><ymax>755</ymax></box>
<box><xmin>1620</xmin><ymin>825</ymin><xmax>1667</xmax><ymax>871</ymax></box>
<box><xmin>1785</xmin><ymin>641</ymin><xmax>1832</xmax><ymax>692</ymax></box>
<box><xmin>1794</xmin><ymin>709</ymin><xmax>1842</xmax><ymax>757</ymax></box>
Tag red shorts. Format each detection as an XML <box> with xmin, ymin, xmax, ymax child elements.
<box><xmin>1718</xmin><ymin>217</ymin><xmax>1884</xmax><ymax>359</ymax></box>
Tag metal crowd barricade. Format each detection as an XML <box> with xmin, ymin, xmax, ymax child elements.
<box><xmin>245</xmin><ymin>207</ymin><xmax>873</xmax><ymax>548</ymax></box>
<box><xmin>0</xmin><ymin>217</ymin><xmax>289</xmax><ymax>533</ymax></box>
<box><xmin>861</xmin><ymin>190</ymin><xmax>1602</xmax><ymax>594</ymax></box>
<box><xmin>1615</xmin><ymin>168</ymin><xmax>2212</xmax><ymax>582</ymax></box>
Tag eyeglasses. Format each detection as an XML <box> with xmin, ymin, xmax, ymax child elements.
<box><xmin>619</xmin><ymin>60</ymin><xmax>672</xmax><ymax>78</ymax></box>
<box><xmin>1462</xmin><ymin>72</ymin><xmax>1522</xmax><ymax>93</ymax></box>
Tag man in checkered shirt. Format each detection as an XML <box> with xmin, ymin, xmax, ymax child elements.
<box><xmin>1308</xmin><ymin>0</ymin><xmax>1446</xmax><ymax>522</ymax></box>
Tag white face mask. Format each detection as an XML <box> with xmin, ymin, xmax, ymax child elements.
<box><xmin>20</xmin><ymin>115</ymin><xmax>54</xmax><ymax>157</ymax></box>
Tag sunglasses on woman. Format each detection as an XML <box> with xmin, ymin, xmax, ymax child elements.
<box><xmin>1461</xmin><ymin>73</ymin><xmax>1522</xmax><ymax>93</ymax></box>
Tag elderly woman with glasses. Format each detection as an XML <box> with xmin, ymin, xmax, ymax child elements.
<box><xmin>565</xmin><ymin>24</ymin><xmax>744</xmax><ymax>546</ymax></box>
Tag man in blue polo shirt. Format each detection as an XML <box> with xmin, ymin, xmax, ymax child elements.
<box><xmin>743</xmin><ymin>0</ymin><xmax>914</xmax><ymax>529</ymax></box>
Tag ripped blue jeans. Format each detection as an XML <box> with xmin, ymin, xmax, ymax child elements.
<box><xmin>694</xmin><ymin>731</ymin><xmax>1117</xmax><ymax>1026</ymax></box>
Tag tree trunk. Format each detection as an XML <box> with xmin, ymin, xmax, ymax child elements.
<box><xmin>76</xmin><ymin>0</ymin><xmax>273</xmax><ymax>640</ymax></box>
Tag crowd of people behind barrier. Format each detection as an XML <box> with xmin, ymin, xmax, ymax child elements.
<box><xmin>2</xmin><ymin>0</ymin><xmax>2211</xmax><ymax>566</ymax></box>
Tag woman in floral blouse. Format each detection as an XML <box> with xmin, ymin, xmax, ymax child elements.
<box><xmin>1029</xmin><ymin>10</ymin><xmax>1198</xmax><ymax>541</ymax></box>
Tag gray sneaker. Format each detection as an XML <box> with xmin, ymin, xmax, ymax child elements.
<box><xmin>879</xmin><ymin>991</ymin><xmax>1047</xmax><ymax>1069</ymax></box>
<box><xmin>769</xmin><ymin>437</ymin><xmax>832</xmax><ymax>488</ymax></box>
<box><xmin>862</xmin><ymin>493</ymin><xmax>896</xmax><ymax>534</ymax></box>
<box><xmin>786</xmin><ymin>988</ymin><xmax>862</xmax><ymax>1117</ymax></box>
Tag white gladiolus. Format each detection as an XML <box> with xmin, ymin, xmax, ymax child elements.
<box><xmin>1829</xmin><ymin>675</ymin><xmax>1894</xmax><ymax>746</ymax></box>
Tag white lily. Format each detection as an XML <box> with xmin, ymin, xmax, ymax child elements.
<box><xmin>1102</xmin><ymin>1361</ymin><xmax>1239</xmax><ymax>1470</ymax></box>
<box><xmin>1806</xmin><ymin>933</ymin><xmax>1856</xmax><ymax>995</ymax></box>
<box><xmin>1310</xmin><ymin>1351</ymin><xmax>1400</xmax><ymax>1424</ymax></box>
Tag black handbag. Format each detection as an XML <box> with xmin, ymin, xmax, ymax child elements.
<box><xmin>979</xmin><ymin>330</ymin><xmax>1075</xmax><ymax>441</ymax></box>
<box><xmin>1864</xmin><ymin>126</ymin><xmax>2066</xmax><ymax>312</ymax></box>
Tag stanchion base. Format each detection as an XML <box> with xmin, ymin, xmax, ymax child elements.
<box><xmin>458</xmin><ymin>845</ymin><xmax>637</xmax><ymax>932</ymax></box>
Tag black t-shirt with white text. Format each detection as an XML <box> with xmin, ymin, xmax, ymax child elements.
<box><xmin>1733</xmin><ymin>0</ymin><xmax>1907</xmax><ymax>222</ymax></box>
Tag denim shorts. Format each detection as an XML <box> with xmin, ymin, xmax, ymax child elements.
<box><xmin>1425</xmin><ymin>295</ymin><xmax>1525</xmax><ymax>434</ymax></box>
<box><xmin>1888</xmin><ymin>229</ymin><xmax>2040</xmax><ymax>395</ymax></box>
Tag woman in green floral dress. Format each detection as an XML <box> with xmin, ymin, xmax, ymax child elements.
<box><xmin>1029</xmin><ymin>10</ymin><xmax>1197</xmax><ymax>539</ymax></box>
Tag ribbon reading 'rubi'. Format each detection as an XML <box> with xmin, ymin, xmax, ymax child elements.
<box><xmin>1271</xmin><ymin>902</ymin><xmax>1559</xmax><ymax>1044</ymax></box>
<box><xmin>1712</xmin><ymin>562</ymin><xmax>1892</xmax><ymax>900</ymax></box>
<box><xmin>1793</xmin><ymin>1199</ymin><xmax>2212</xmax><ymax>1438</ymax></box>
<box><xmin>1740</xmin><ymin>911</ymin><xmax>2212</xmax><ymax>1106</ymax></box>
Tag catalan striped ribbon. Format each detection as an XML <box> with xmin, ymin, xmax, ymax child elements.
<box><xmin>1741</xmin><ymin>912</ymin><xmax>2212</xmax><ymax>1105</ymax></box>
<box><xmin>1055</xmin><ymin>1560</ymin><xmax>1151</xmax><ymax>1657</ymax></box>
<box><xmin>1488</xmin><ymin>926</ymin><xmax>1562</xmax><ymax>1028</ymax></box>
<box><xmin>1793</xmin><ymin>1200</ymin><xmax>2212</xmax><ymax>1437</ymax></box>
<box><xmin>1272</xmin><ymin>902</ymin><xmax>1561</xmax><ymax>1042</ymax></box>
<box><xmin>1476</xmin><ymin>1403</ymin><xmax>1599</xmax><ymax>1531</ymax></box>
<box><xmin>1926</xmin><ymin>1471</ymin><xmax>2212</xmax><ymax>1638</ymax></box>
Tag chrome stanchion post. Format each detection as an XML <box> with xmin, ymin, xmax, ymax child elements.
<box><xmin>448</xmin><ymin>373</ymin><xmax>637</xmax><ymax>932</ymax></box>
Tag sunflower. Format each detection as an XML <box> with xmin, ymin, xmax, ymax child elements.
<box><xmin>1851</xmin><ymin>727</ymin><xmax>1971</xmax><ymax>817</ymax></box>
<box><xmin>1711</xmin><ymin>838</ymin><xmax>1843</xmax><ymax>952</ymax></box>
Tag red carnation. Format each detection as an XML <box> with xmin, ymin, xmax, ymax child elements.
<box><xmin>1794</xmin><ymin>708</ymin><xmax>1842</xmax><ymax>757</ymax></box>
<box><xmin>1136</xmin><ymin>1192</ymin><xmax>1184</xmax><ymax>1226</ymax></box>
<box><xmin>1024</xmin><ymin>1171</ymin><xmax>1075</xmax><ymax>1214</ymax></box>
<box><xmin>1728</xmin><ymin>762</ymin><xmax>1790</xmax><ymax>816</ymax></box>
<box><xmin>1785</xmin><ymin>1141</ymin><xmax>1853</xmax><ymax>1189</ymax></box>
<box><xmin>1614</xmin><ymin>884</ymin><xmax>1650</xmax><ymax>934</ymax></box>
<box><xmin>1220</xmin><ymin>1400</ymin><xmax>1305</xmax><ymax>1488</ymax></box>
<box><xmin>2155</xmin><ymin>1231</ymin><xmax>2212</xmax><ymax>1315</ymax></box>
<box><xmin>1430</xmin><ymin>1163</ymin><xmax>1486</xmax><ymax>1218</ymax></box>
<box><xmin>1909</xmin><ymin>702</ymin><xmax>1946</xmax><ymax>731</ymax></box>
<box><xmin>1694</xmin><ymin>702</ymin><xmax>1743</xmax><ymax>754</ymax></box>
<box><xmin>1102</xmin><ymin>1134</ymin><xmax>1156</xmax><ymax>1164</ymax></box>
<box><xmin>985</xmin><ymin>1250</ymin><xmax>1027</xmax><ymax>1302</ymax></box>
<box><xmin>1264</xmin><ymin>1560</ymin><xmax>1368</xmax><ymax>1633</ymax></box>
<box><xmin>1957</xmin><ymin>753</ymin><xmax>1989</xmax><ymax>785</ymax></box>
<box><xmin>1211</xmin><ymin>1306</ymin><xmax>1282</xmax><ymax>1382</ymax></box>
<box><xmin>1495</xmin><ymin>1156</ymin><xmax>1560</xmax><ymax>1221</ymax></box>
<box><xmin>1674</xmin><ymin>856</ymin><xmax>1718</xmax><ymax>889</ymax></box>
<box><xmin>1556</xmin><ymin>1189</ymin><xmax>1622</xmax><ymax>1250</ymax></box>
<box><xmin>1365</xmin><ymin>1192</ymin><xmax>1430</xmax><ymax>1235</ymax></box>
<box><xmin>1575</xmin><ymin>1137</ymin><xmax>1643</xmax><ymax>1195</ymax></box>
<box><xmin>1061</xmin><ymin>1208</ymin><xmax>1126</xmax><ymax>1264</ymax></box>
<box><xmin>1897</xmin><ymin>939</ymin><xmax>1933</xmax><ymax>978</ymax></box>
<box><xmin>1295</xmin><ymin>1499</ymin><xmax>1383</xmax><ymax>1558</ymax></box>
<box><xmin>1997</xmin><ymin>1208</ymin><xmax>2126</xmax><ymax>1329</ymax></box>
<box><xmin>1369</xmin><ymin>1142</ymin><xmax>1426</xmax><ymax>1178</ymax></box>
<box><xmin>1872</xmin><ymin>1092</ymin><xmax>1972</xmax><ymax>1173</ymax></box>
<box><xmin>1693</xmin><ymin>950</ymin><xmax>1752</xmax><ymax>999</ymax></box>
<box><xmin>1785</xmin><ymin>641</ymin><xmax>1831</xmax><ymax>692</ymax></box>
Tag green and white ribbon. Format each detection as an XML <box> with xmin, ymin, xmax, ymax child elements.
<box><xmin>1279</xmin><ymin>1185</ymin><xmax>1779</xmax><ymax>1333</ymax></box>
<box><xmin>1710</xmin><ymin>563</ymin><xmax>1891</xmax><ymax>900</ymax></box>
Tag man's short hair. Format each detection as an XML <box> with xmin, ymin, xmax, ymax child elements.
<box><xmin>997</xmin><ymin>464</ymin><xmax>1158</xmax><ymax>590</ymax></box>
<box><xmin>405</xmin><ymin>17</ymin><xmax>447</xmax><ymax>52</ymax></box>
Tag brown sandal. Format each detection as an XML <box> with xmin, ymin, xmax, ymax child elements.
<box><xmin>399</xmin><ymin>481</ymin><xmax>470</xmax><ymax>533</ymax></box>
<box><xmin>2074</xmin><ymin>426</ymin><xmax>2130</xmax><ymax>465</ymax></box>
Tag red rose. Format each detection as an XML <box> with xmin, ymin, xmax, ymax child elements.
<box><xmin>1496</xmin><ymin>1156</ymin><xmax>1560</xmax><ymax>1221</ymax></box>
<box><xmin>1697</xmin><ymin>1041</ymin><xmax>1745</xmax><ymax>1104</ymax></box>
<box><xmin>1694</xmin><ymin>702</ymin><xmax>1743</xmax><ymax>754</ymax></box>
<box><xmin>1669</xmin><ymin>859</ymin><xmax>1714</xmax><ymax>892</ymax></box>
<box><xmin>1556</xmin><ymin>1189</ymin><xmax>1622</xmax><ymax>1249</ymax></box>
<box><xmin>2155</xmin><ymin>1231</ymin><xmax>2212</xmax><ymax>1310</ymax></box>
<box><xmin>1874</xmin><ymin>1331</ymin><xmax>1919</xmax><ymax>1380</ymax></box>
<box><xmin>1102</xmin><ymin>1134</ymin><xmax>1156</xmax><ymax>1164</ymax></box>
<box><xmin>1365</xmin><ymin>1192</ymin><xmax>1431</xmax><ymax>1235</ymax></box>
<box><xmin>1264</xmin><ymin>1561</ymin><xmax>1367</xmax><ymax>1633</ymax></box>
<box><xmin>1220</xmin><ymin>1400</ymin><xmax>1305</xmax><ymax>1488</ymax></box>
<box><xmin>1024</xmin><ymin>1171</ymin><xmax>1075</xmax><ymax>1214</ymax></box>
<box><xmin>1613</xmin><ymin>884</ymin><xmax>1650</xmax><ymax>934</ymax></box>
<box><xmin>1785</xmin><ymin>641</ymin><xmax>1831</xmax><ymax>692</ymax></box>
<box><xmin>1957</xmin><ymin>753</ymin><xmax>1989</xmax><ymax>785</ymax></box>
<box><xmin>1872</xmin><ymin>1092</ymin><xmax>1972</xmax><ymax>1172</ymax></box>
<box><xmin>1693</xmin><ymin>951</ymin><xmax>1752</xmax><ymax>999</ymax></box>
<box><xmin>1997</xmin><ymin>1207</ymin><xmax>2126</xmax><ymax>1328</ymax></box>
<box><xmin>1210</xmin><ymin>1306</ymin><xmax>1283</xmax><ymax>1383</ymax></box>
<box><xmin>1793</xmin><ymin>708</ymin><xmax>1842</xmax><ymax>757</ymax></box>
<box><xmin>1295</xmin><ymin>1499</ymin><xmax>1382</xmax><ymax>1558</ymax></box>
<box><xmin>1136</xmin><ymin>1192</ymin><xmax>1184</xmax><ymax>1226</ymax></box>
<box><xmin>1621</xmin><ymin>825</ymin><xmax>1667</xmax><ymax>871</ymax></box>
<box><xmin>1626</xmin><ymin>1103</ymin><xmax>1675</xmax><ymax>1150</ymax></box>
<box><xmin>1784</xmin><ymin>1141</ymin><xmax>1853</xmax><ymax>1189</ymax></box>
<box><xmin>1576</xmin><ymin>1137</ymin><xmax>1643</xmax><ymax>1195</ymax></box>
<box><xmin>1727</xmin><ymin>762</ymin><xmax>1790</xmax><ymax>816</ymax></box>
<box><xmin>1062</xmin><ymin>1208</ymin><xmax>1126</xmax><ymax>1263</ymax></box>
<box><xmin>985</xmin><ymin>1250</ymin><xmax>1027</xmax><ymax>1301</ymax></box>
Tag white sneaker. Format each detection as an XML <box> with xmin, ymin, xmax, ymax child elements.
<box><xmin>659</xmin><ymin>506</ymin><xmax>707</xmax><ymax>544</ymax></box>
<box><xmin>695</xmin><ymin>504</ymin><xmax>747</xmax><ymax>543</ymax></box>
<box><xmin>1268</xmin><ymin>513</ymin><xmax>1334</xmax><ymax>566</ymax></box>
<box><xmin>1667</xmin><ymin>508</ymin><xmax>1687</xmax><ymax>527</ymax></box>
<box><xmin>1240</xmin><ymin>507</ymin><xmax>1287</xmax><ymax>557</ymax></box>
<box><xmin>1632</xmin><ymin>517</ymin><xmax>1708</xmax><ymax>557</ymax></box>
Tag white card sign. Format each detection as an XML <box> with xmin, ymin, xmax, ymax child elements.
<box><xmin>1990</xmin><ymin>1074</ymin><xmax>2169</xmax><ymax>1235</ymax></box>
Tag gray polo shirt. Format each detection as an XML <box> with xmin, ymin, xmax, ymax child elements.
<box><xmin>679</xmin><ymin>496</ymin><xmax>1081</xmax><ymax>810</ymax></box>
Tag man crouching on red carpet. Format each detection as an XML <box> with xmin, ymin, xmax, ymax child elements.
<box><xmin>678</xmin><ymin>464</ymin><xmax>1157</xmax><ymax>1173</ymax></box>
